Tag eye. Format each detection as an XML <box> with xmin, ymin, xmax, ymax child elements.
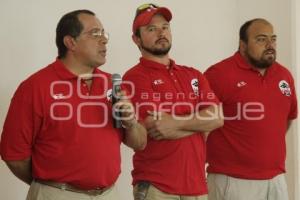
<box><xmin>147</xmin><ymin>27</ymin><xmax>156</xmax><ymax>32</ymax></box>
<box><xmin>162</xmin><ymin>25</ymin><xmax>169</xmax><ymax>30</ymax></box>
<box><xmin>256</xmin><ymin>37</ymin><xmax>267</xmax><ymax>43</ymax></box>
<box><xmin>271</xmin><ymin>37</ymin><xmax>277</xmax><ymax>43</ymax></box>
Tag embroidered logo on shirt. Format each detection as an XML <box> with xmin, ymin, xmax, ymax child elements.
<box><xmin>153</xmin><ymin>79</ymin><xmax>164</xmax><ymax>85</ymax></box>
<box><xmin>237</xmin><ymin>81</ymin><xmax>247</xmax><ymax>87</ymax></box>
<box><xmin>52</xmin><ymin>93</ymin><xmax>67</xmax><ymax>100</ymax></box>
<box><xmin>191</xmin><ymin>78</ymin><xmax>199</xmax><ymax>96</ymax></box>
<box><xmin>278</xmin><ymin>80</ymin><xmax>291</xmax><ymax>96</ymax></box>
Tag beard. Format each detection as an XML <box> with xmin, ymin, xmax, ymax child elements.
<box><xmin>140</xmin><ymin>38</ymin><xmax>171</xmax><ymax>56</ymax></box>
<box><xmin>246</xmin><ymin>49</ymin><xmax>276</xmax><ymax>69</ymax></box>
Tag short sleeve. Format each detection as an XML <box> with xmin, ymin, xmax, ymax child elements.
<box><xmin>197</xmin><ymin>70</ymin><xmax>220</xmax><ymax>104</ymax></box>
<box><xmin>0</xmin><ymin>81</ymin><xmax>41</xmax><ymax>161</ymax></box>
<box><xmin>288</xmin><ymin>76</ymin><xmax>298</xmax><ymax>120</ymax></box>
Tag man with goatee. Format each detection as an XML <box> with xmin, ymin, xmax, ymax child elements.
<box><xmin>205</xmin><ymin>18</ymin><xmax>298</xmax><ymax>200</ymax></box>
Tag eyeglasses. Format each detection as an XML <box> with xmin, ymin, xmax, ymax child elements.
<box><xmin>135</xmin><ymin>3</ymin><xmax>159</xmax><ymax>17</ymax></box>
<box><xmin>82</xmin><ymin>29</ymin><xmax>109</xmax><ymax>41</ymax></box>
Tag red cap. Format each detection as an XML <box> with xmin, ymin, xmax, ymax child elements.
<box><xmin>132</xmin><ymin>5</ymin><xmax>172</xmax><ymax>34</ymax></box>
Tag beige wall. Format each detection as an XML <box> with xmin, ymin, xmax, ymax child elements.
<box><xmin>0</xmin><ymin>0</ymin><xmax>298</xmax><ymax>199</ymax></box>
<box><xmin>291</xmin><ymin>0</ymin><xmax>300</xmax><ymax>198</ymax></box>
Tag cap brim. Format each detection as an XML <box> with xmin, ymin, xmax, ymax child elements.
<box><xmin>133</xmin><ymin>7</ymin><xmax>172</xmax><ymax>33</ymax></box>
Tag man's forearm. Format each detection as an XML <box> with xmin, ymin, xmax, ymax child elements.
<box><xmin>177</xmin><ymin>105</ymin><xmax>224</xmax><ymax>133</ymax></box>
<box><xmin>124</xmin><ymin>122</ymin><xmax>147</xmax><ymax>150</ymax></box>
<box><xmin>5</xmin><ymin>158</ymin><xmax>32</xmax><ymax>185</ymax></box>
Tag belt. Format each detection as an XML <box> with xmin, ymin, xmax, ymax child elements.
<box><xmin>35</xmin><ymin>179</ymin><xmax>111</xmax><ymax>196</ymax></box>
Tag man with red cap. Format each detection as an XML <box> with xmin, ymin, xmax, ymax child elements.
<box><xmin>123</xmin><ymin>3</ymin><xmax>224</xmax><ymax>200</ymax></box>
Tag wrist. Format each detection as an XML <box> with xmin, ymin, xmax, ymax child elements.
<box><xmin>175</xmin><ymin>117</ymin><xmax>185</xmax><ymax>130</ymax></box>
<box><xmin>122</xmin><ymin>118</ymin><xmax>138</xmax><ymax>130</ymax></box>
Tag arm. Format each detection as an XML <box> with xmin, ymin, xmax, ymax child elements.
<box><xmin>146</xmin><ymin>105</ymin><xmax>223</xmax><ymax>140</ymax></box>
<box><xmin>123</xmin><ymin>120</ymin><xmax>147</xmax><ymax>151</ymax></box>
<box><xmin>287</xmin><ymin>120</ymin><xmax>293</xmax><ymax>132</ymax></box>
<box><xmin>5</xmin><ymin>157</ymin><xmax>32</xmax><ymax>185</ymax></box>
<box><xmin>115</xmin><ymin>91</ymin><xmax>147</xmax><ymax>150</ymax></box>
<box><xmin>177</xmin><ymin>104</ymin><xmax>224</xmax><ymax>132</ymax></box>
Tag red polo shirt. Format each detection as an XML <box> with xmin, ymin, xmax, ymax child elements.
<box><xmin>123</xmin><ymin>57</ymin><xmax>219</xmax><ymax>195</ymax></box>
<box><xmin>0</xmin><ymin>60</ymin><xmax>123</xmax><ymax>189</ymax></box>
<box><xmin>204</xmin><ymin>52</ymin><xmax>298</xmax><ymax>179</ymax></box>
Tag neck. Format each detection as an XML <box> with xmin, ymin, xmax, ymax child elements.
<box><xmin>239</xmin><ymin>50</ymin><xmax>267</xmax><ymax>76</ymax></box>
<box><xmin>60</xmin><ymin>56</ymin><xmax>94</xmax><ymax>76</ymax></box>
<box><xmin>142</xmin><ymin>51</ymin><xmax>170</xmax><ymax>66</ymax></box>
<box><xmin>254</xmin><ymin>67</ymin><xmax>267</xmax><ymax>76</ymax></box>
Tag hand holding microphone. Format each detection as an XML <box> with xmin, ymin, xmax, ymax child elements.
<box><xmin>112</xmin><ymin>74</ymin><xmax>137</xmax><ymax>129</ymax></box>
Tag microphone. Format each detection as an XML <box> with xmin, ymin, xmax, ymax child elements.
<box><xmin>112</xmin><ymin>73</ymin><xmax>122</xmax><ymax>128</ymax></box>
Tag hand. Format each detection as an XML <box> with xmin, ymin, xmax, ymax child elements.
<box><xmin>145</xmin><ymin>111</ymin><xmax>181</xmax><ymax>140</ymax></box>
<box><xmin>114</xmin><ymin>91</ymin><xmax>137</xmax><ymax>129</ymax></box>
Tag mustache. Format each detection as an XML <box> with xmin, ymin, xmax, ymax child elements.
<box><xmin>155</xmin><ymin>38</ymin><xmax>169</xmax><ymax>44</ymax></box>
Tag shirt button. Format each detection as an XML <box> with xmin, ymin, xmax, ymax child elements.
<box><xmin>170</xmin><ymin>73</ymin><xmax>174</xmax><ymax>76</ymax></box>
<box><xmin>174</xmin><ymin>80</ymin><xmax>177</xmax><ymax>82</ymax></box>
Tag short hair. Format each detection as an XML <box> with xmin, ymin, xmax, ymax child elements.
<box><xmin>239</xmin><ymin>18</ymin><xmax>270</xmax><ymax>43</ymax></box>
<box><xmin>56</xmin><ymin>10</ymin><xmax>95</xmax><ymax>59</ymax></box>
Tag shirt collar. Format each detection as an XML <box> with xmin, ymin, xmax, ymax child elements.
<box><xmin>139</xmin><ymin>57</ymin><xmax>180</xmax><ymax>70</ymax></box>
<box><xmin>53</xmin><ymin>59</ymin><xmax>99</xmax><ymax>80</ymax></box>
<box><xmin>233</xmin><ymin>51</ymin><xmax>276</xmax><ymax>74</ymax></box>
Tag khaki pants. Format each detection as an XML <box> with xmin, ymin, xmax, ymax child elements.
<box><xmin>26</xmin><ymin>181</ymin><xmax>119</xmax><ymax>200</ymax></box>
<box><xmin>133</xmin><ymin>184</ymin><xmax>207</xmax><ymax>200</ymax></box>
<box><xmin>207</xmin><ymin>173</ymin><xmax>289</xmax><ymax>200</ymax></box>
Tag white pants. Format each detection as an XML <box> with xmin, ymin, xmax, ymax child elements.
<box><xmin>207</xmin><ymin>173</ymin><xmax>289</xmax><ymax>200</ymax></box>
<box><xmin>26</xmin><ymin>181</ymin><xmax>119</xmax><ymax>200</ymax></box>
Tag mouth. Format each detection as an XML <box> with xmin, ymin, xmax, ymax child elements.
<box><xmin>99</xmin><ymin>50</ymin><xmax>107</xmax><ymax>57</ymax></box>
<box><xmin>264</xmin><ymin>49</ymin><xmax>275</xmax><ymax>55</ymax></box>
<box><xmin>156</xmin><ymin>38</ymin><xmax>169</xmax><ymax>44</ymax></box>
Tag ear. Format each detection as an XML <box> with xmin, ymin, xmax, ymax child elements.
<box><xmin>132</xmin><ymin>34</ymin><xmax>141</xmax><ymax>47</ymax></box>
<box><xmin>239</xmin><ymin>40</ymin><xmax>247</xmax><ymax>52</ymax></box>
<box><xmin>63</xmin><ymin>35</ymin><xmax>77</xmax><ymax>52</ymax></box>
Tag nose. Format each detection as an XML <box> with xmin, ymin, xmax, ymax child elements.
<box><xmin>156</xmin><ymin>27</ymin><xmax>167</xmax><ymax>37</ymax></box>
<box><xmin>266</xmin><ymin>38</ymin><xmax>276</xmax><ymax>48</ymax></box>
<box><xmin>99</xmin><ymin>37</ymin><xmax>108</xmax><ymax>45</ymax></box>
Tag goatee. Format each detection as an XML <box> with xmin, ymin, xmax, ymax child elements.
<box><xmin>140</xmin><ymin>38</ymin><xmax>171</xmax><ymax>56</ymax></box>
<box><xmin>246</xmin><ymin>49</ymin><xmax>276</xmax><ymax>69</ymax></box>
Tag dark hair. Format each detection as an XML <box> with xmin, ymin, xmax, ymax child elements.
<box><xmin>56</xmin><ymin>10</ymin><xmax>95</xmax><ymax>59</ymax></box>
<box><xmin>239</xmin><ymin>18</ymin><xmax>268</xmax><ymax>43</ymax></box>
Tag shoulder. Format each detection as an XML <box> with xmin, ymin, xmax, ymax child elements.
<box><xmin>123</xmin><ymin>64</ymin><xmax>149</xmax><ymax>80</ymax></box>
<box><xmin>11</xmin><ymin>62</ymin><xmax>57</xmax><ymax>102</ymax></box>
<box><xmin>274</xmin><ymin>62</ymin><xmax>293</xmax><ymax>76</ymax></box>
<box><xmin>18</xmin><ymin>62</ymin><xmax>55</xmax><ymax>88</ymax></box>
<box><xmin>95</xmin><ymin>68</ymin><xmax>112</xmax><ymax>80</ymax></box>
<box><xmin>205</xmin><ymin>55</ymin><xmax>236</xmax><ymax>74</ymax></box>
<box><xmin>176</xmin><ymin>64</ymin><xmax>205</xmax><ymax>77</ymax></box>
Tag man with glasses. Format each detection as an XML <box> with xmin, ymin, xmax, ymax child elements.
<box><xmin>123</xmin><ymin>4</ymin><xmax>224</xmax><ymax>200</ymax></box>
<box><xmin>0</xmin><ymin>9</ymin><xmax>146</xmax><ymax>200</ymax></box>
<box><xmin>204</xmin><ymin>18</ymin><xmax>298</xmax><ymax>200</ymax></box>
